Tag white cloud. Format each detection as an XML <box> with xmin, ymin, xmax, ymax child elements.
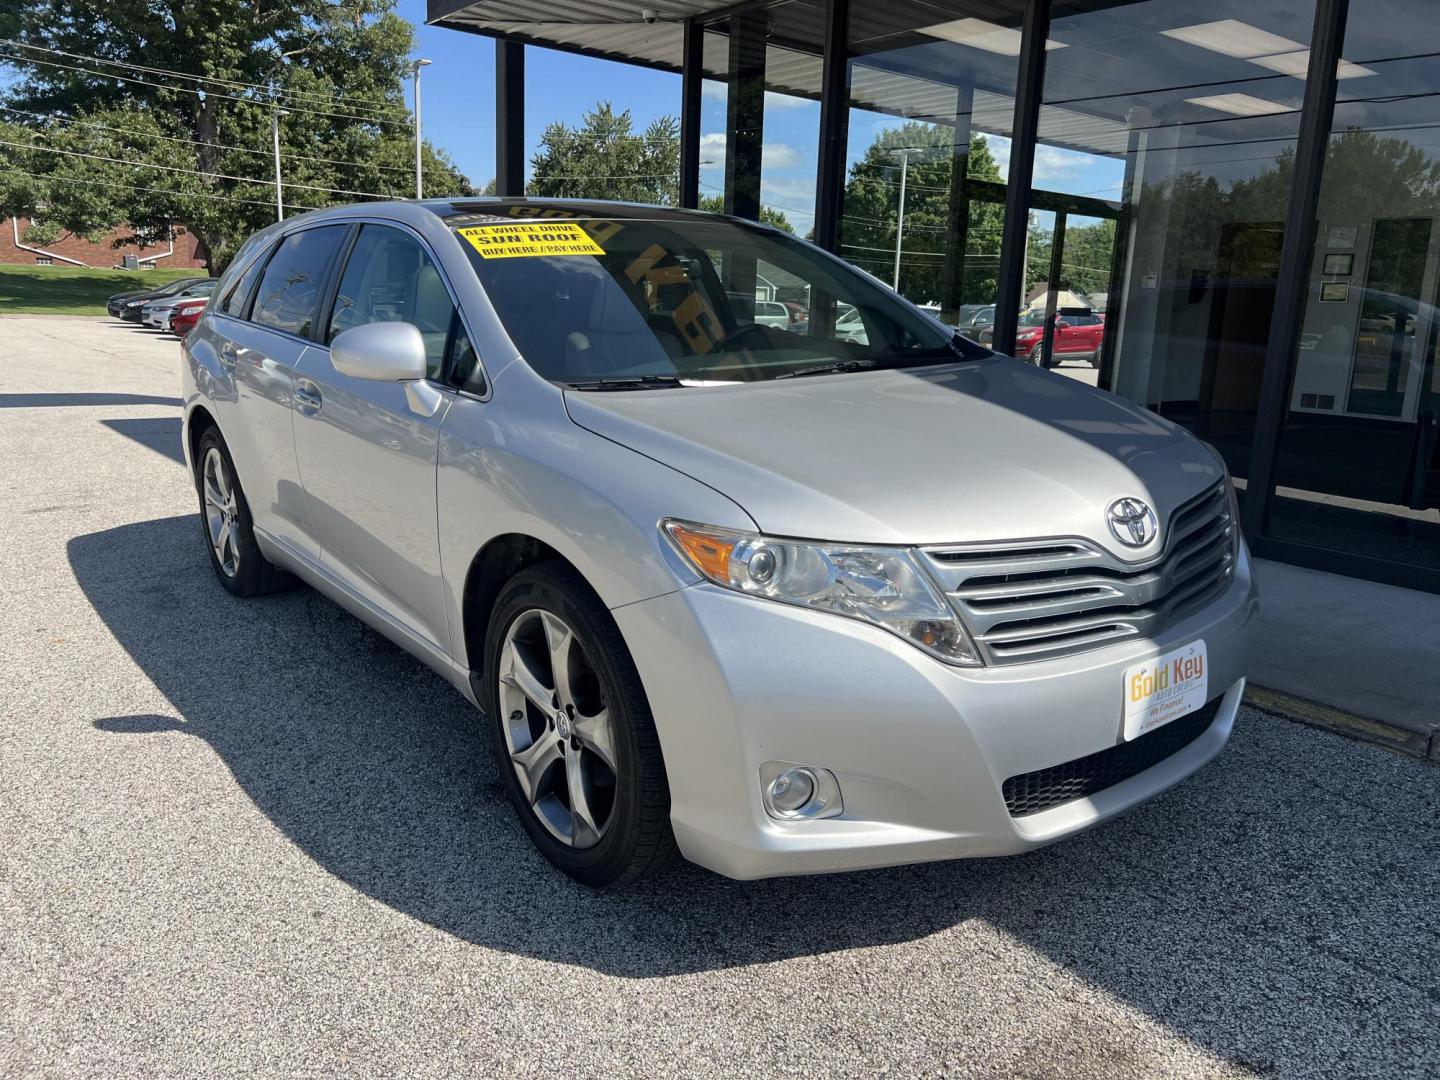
<box><xmin>1032</xmin><ymin>144</ymin><xmax>1093</xmax><ymax>184</ymax></box>
<box><xmin>699</xmin><ymin>132</ymin><xmax>728</xmax><ymax>165</ymax></box>
<box><xmin>762</xmin><ymin>175</ymin><xmax>816</xmax><ymax>206</ymax></box>
<box><xmin>983</xmin><ymin>133</ymin><xmax>1012</xmax><ymax>173</ymax></box>
<box><xmin>699</xmin><ymin>85</ymin><xmax>815</xmax><ymax>112</ymax></box>
<box><xmin>764</xmin><ymin>90</ymin><xmax>813</xmax><ymax>111</ymax></box>
<box><xmin>979</xmin><ymin>135</ymin><xmax>1098</xmax><ymax>187</ymax></box>
<box><xmin>764</xmin><ymin>142</ymin><xmax>801</xmax><ymax>169</ymax></box>
<box><xmin>698</xmin><ymin>134</ymin><xmax>803</xmax><ymax>173</ymax></box>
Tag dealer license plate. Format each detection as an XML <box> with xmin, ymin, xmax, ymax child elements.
<box><xmin>1123</xmin><ymin>640</ymin><xmax>1208</xmax><ymax>741</ymax></box>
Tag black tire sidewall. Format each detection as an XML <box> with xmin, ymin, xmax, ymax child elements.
<box><xmin>194</xmin><ymin>428</ymin><xmax>269</xmax><ymax>596</ymax></box>
<box><xmin>482</xmin><ymin>565</ymin><xmax>661</xmax><ymax>887</ymax></box>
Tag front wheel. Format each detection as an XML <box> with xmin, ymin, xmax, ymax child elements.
<box><xmin>482</xmin><ymin>563</ymin><xmax>676</xmax><ymax>888</ymax></box>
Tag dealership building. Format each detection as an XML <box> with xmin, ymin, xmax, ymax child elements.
<box><xmin>429</xmin><ymin>0</ymin><xmax>1439</xmax><ymax>593</ymax></box>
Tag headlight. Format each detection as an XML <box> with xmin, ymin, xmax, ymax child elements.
<box><xmin>662</xmin><ymin>519</ymin><xmax>981</xmax><ymax>666</ymax></box>
<box><xmin>127</xmin><ymin>300</ymin><xmax>145</xmax><ymax>307</ymax></box>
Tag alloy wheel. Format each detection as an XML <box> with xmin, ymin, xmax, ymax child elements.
<box><xmin>201</xmin><ymin>447</ymin><xmax>240</xmax><ymax>578</ymax></box>
<box><xmin>497</xmin><ymin>608</ymin><xmax>618</xmax><ymax>849</ymax></box>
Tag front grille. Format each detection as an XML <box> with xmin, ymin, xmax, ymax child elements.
<box><xmin>1001</xmin><ymin>697</ymin><xmax>1223</xmax><ymax>817</ymax></box>
<box><xmin>920</xmin><ymin>481</ymin><xmax>1236</xmax><ymax>665</ymax></box>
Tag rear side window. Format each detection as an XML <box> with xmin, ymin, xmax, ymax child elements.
<box><xmin>252</xmin><ymin>225</ymin><xmax>348</xmax><ymax>338</ymax></box>
<box><xmin>221</xmin><ymin>246</ymin><xmax>272</xmax><ymax>317</ymax></box>
<box><xmin>328</xmin><ymin>224</ymin><xmax>456</xmax><ymax>380</ymax></box>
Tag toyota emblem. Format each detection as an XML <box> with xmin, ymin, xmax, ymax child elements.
<box><xmin>1106</xmin><ymin>497</ymin><xmax>1159</xmax><ymax>548</ymax></box>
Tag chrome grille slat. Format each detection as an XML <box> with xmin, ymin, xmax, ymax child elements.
<box><xmin>921</xmin><ymin>481</ymin><xmax>1236</xmax><ymax>665</ymax></box>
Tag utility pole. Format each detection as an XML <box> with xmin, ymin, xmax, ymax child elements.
<box><xmin>889</xmin><ymin>147</ymin><xmax>917</xmax><ymax>292</ymax></box>
<box><xmin>410</xmin><ymin>59</ymin><xmax>432</xmax><ymax>200</ymax></box>
<box><xmin>271</xmin><ymin>107</ymin><xmax>288</xmax><ymax>221</ymax></box>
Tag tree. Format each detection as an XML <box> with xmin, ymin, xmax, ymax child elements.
<box><xmin>840</xmin><ymin>121</ymin><xmax>1005</xmax><ymax>304</ymax></box>
<box><xmin>0</xmin><ymin>0</ymin><xmax>474</xmax><ymax>271</ymax></box>
<box><xmin>526</xmin><ymin>103</ymin><xmax>793</xmax><ymax>232</ymax></box>
<box><xmin>529</xmin><ymin>103</ymin><xmax>680</xmax><ymax>205</ymax></box>
<box><xmin>698</xmin><ymin>194</ymin><xmax>793</xmax><ymax>234</ymax></box>
<box><xmin>1060</xmin><ymin>218</ymin><xmax>1117</xmax><ymax>299</ymax></box>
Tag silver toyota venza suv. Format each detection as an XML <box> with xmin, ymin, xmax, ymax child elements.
<box><xmin>181</xmin><ymin>200</ymin><xmax>1258</xmax><ymax>887</ymax></box>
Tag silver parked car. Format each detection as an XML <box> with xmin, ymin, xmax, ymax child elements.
<box><xmin>142</xmin><ymin>280</ymin><xmax>219</xmax><ymax>330</ymax></box>
<box><xmin>181</xmin><ymin>200</ymin><xmax>1258</xmax><ymax>887</ymax></box>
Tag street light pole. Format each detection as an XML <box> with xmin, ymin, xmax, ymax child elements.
<box><xmin>271</xmin><ymin>107</ymin><xmax>288</xmax><ymax>221</ymax></box>
<box><xmin>411</xmin><ymin>58</ymin><xmax>432</xmax><ymax>200</ymax></box>
<box><xmin>889</xmin><ymin>147</ymin><xmax>917</xmax><ymax>292</ymax></box>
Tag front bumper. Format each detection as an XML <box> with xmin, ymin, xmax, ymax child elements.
<box><xmin>615</xmin><ymin>543</ymin><xmax>1259</xmax><ymax>880</ymax></box>
<box><xmin>142</xmin><ymin>310</ymin><xmax>168</xmax><ymax>328</ymax></box>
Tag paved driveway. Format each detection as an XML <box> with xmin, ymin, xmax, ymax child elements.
<box><xmin>1</xmin><ymin>315</ymin><xmax>1437</xmax><ymax>1078</ymax></box>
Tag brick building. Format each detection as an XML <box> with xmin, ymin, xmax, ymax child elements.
<box><xmin>4</xmin><ymin>216</ymin><xmax>207</xmax><ymax>269</ymax></box>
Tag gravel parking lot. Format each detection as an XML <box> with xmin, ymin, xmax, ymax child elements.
<box><xmin>2</xmin><ymin>315</ymin><xmax>1437</xmax><ymax>1078</ymax></box>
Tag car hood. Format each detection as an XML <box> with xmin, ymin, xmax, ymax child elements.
<box><xmin>563</xmin><ymin>356</ymin><xmax>1225</xmax><ymax>554</ymax></box>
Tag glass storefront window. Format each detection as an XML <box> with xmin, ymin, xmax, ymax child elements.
<box><xmin>1268</xmin><ymin>1</ymin><xmax>1440</xmax><ymax>571</ymax></box>
<box><xmin>839</xmin><ymin>2</ymin><xmax>1026</xmax><ymax>322</ymax></box>
<box><xmin>1039</xmin><ymin>0</ymin><xmax>1318</xmax><ymax>485</ymax></box>
<box><xmin>701</xmin><ymin>0</ymin><xmax>824</xmax><ymax>235</ymax></box>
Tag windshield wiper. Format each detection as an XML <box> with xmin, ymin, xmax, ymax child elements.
<box><xmin>774</xmin><ymin>334</ymin><xmax>989</xmax><ymax>381</ymax></box>
<box><xmin>563</xmin><ymin>375</ymin><xmax>685</xmax><ymax>391</ymax></box>
<box><xmin>773</xmin><ymin>358</ymin><xmax>879</xmax><ymax>381</ymax></box>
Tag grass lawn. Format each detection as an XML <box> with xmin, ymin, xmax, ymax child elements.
<box><xmin>0</xmin><ymin>262</ymin><xmax>206</xmax><ymax>316</ymax></box>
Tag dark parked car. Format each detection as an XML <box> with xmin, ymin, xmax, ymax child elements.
<box><xmin>955</xmin><ymin>304</ymin><xmax>996</xmax><ymax>335</ymax></box>
<box><xmin>108</xmin><ymin>276</ymin><xmax>212</xmax><ymax>320</ymax></box>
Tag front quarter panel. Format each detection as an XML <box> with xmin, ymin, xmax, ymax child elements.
<box><xmin>437</xmin><ymin>359</ymin><xmax>757</xmax><ymax>672</ymax></box>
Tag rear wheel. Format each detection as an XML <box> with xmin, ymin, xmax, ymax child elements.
<box><xmin>194</xmin><ymin>427</ymin><xmax>291</xmax><ymax>597</ymax></box>
<box><xmin>482</xmin><ymin>563</ymin><xmax>675</xmax><ymax>887</ymax></box>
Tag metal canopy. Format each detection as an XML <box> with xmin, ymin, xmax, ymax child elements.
<box><xmin>427</xmin><ymin>0</ymin><xmax>1131</xmax><ymax>159</ymax></box>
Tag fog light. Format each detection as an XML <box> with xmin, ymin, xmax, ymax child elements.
<box><xmin>767</xmin><ymin>768</ymin><xmax>815</xmax><ymax>815</ymax></box>
<box><xmin>759</xmin><ymin>762</ymin><xmax>843</xmax><ymax>820</ymax></box>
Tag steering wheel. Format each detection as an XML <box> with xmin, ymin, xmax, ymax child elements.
<box><xmin>708</xmin><ymin>321</ymin><xmax>774</xmax><ymax>355</ymax></box>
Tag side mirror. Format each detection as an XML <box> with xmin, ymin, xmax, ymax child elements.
<box><xmin>331</xmin><ymin>321</ymin><xmax>427</xmax><ymax>382</ymax></box>
<box><xmin>1054</xmin><ymin>319</ymin><xmax>1071</xmax><ymax>330</ymax></box>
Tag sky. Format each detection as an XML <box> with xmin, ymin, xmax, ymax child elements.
<box><xmin>0</xmin><ymin>0</ymin><xmax>1126</xmax><ymax>235</ymax></box>
<box><xmin>400</xmin><ymin>0</ymin><xmax>1124</xmax><ymax>234</ymax></box>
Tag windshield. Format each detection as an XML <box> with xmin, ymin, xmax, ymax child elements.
<box><xmin>450</xmin><ymin>213</ymin><xmax>986</xmax><ymax>387</ymax></box>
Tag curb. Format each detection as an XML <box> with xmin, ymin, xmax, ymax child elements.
<box><xmin>1244</xmin><ymin>684</ymin><xmax>1438</xmax><ymax>762</ymax></box>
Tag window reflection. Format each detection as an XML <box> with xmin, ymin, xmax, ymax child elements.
<box><xmin>1270</xmin><ymin>1</ymin><xmax>1440</xmax><ymax>568</ymax></box>
<box><xmin>840</xmin><ymin>1</ymin><xmax>1026</xmax><ymax>324</ymax></box>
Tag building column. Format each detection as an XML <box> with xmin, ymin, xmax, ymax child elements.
<box><xmin>812</xmin><ymin>0</ymin><xmax>850</xmax><ymax>253</ymax></box>
<box><xmin>723</xmin><ymin>10</ymin><xmax>767</xmax><ymax>222</ymax></box>
<box><xmin>939</xmin><ymin>84</ymin><xmax>975</xmax><ymax>324</ymax></box>
<box><xmin>679</xmin><ymin>20</ymin><xmax>702</xmax><ymax>209</ymax></box>
<box><xmin>993</xmin><ymin>0</ymin><xmax>1050</xmax><ymax>357</ymax></box>
<box><xmin>495</xmin><ymin>39</ymin><xmax>525</xmax><ymax>197</ymax></box>
<box><xmin>1241</xmin><ymin>0</ymin><xmax>1350</xmax><ymax>539</ymax></box>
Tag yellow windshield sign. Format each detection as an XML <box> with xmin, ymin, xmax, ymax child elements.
<box><xmin>457</xmin><ymin>221</ymin><xmax>605</xmax><ymax>259</ymax></box>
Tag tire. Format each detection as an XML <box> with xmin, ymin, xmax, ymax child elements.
<box><xmin>482</xmin><ymin>562</ymin><xmax>676</xmax><ymax>888</ymax></box>
<box><xmin>193</xmin><ymin>427</ymin><xmax>292</xmax><ymax>597</ymax></box>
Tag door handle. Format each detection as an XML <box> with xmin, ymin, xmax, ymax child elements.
<box><xmin>294</xmin><ymin>383</ymin><xmax>323</xmax><ymax>414</ymax></box>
